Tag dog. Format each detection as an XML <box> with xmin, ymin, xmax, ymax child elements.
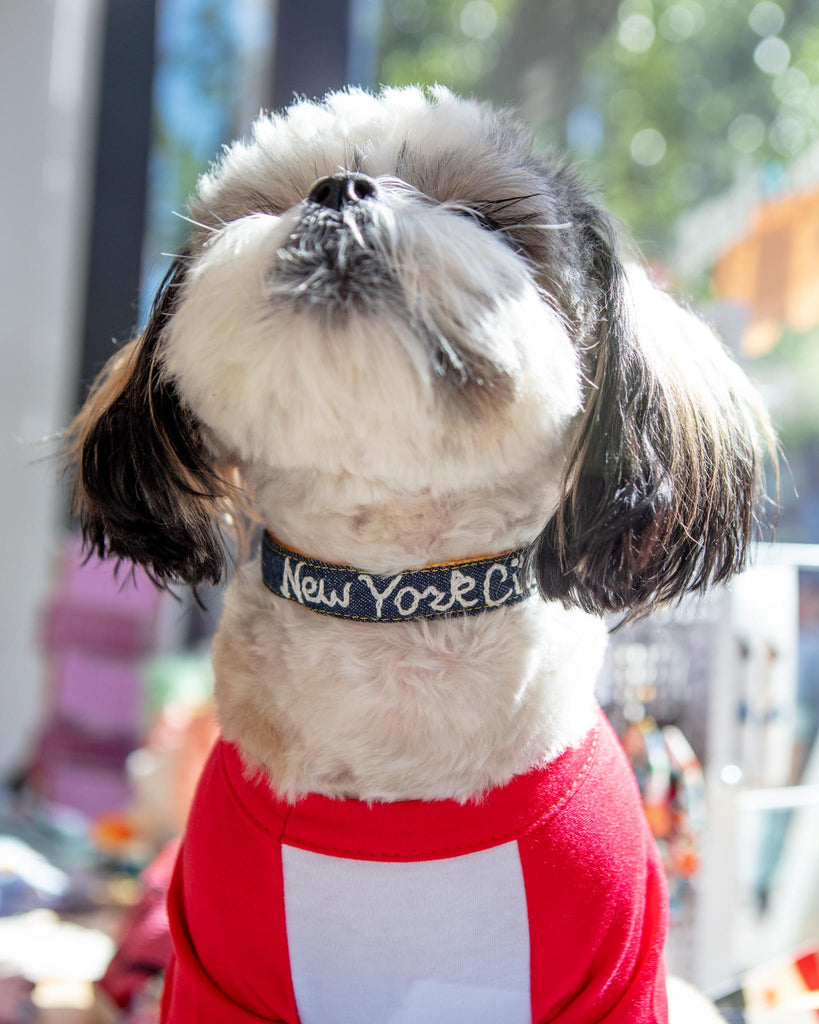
<box><xmin>67</xmin><ymin>86</ymin><xmax>772</xmax><ymax>1023</ymax></box>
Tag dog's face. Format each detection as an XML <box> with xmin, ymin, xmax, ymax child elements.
<box><xmin>68</xmin><ymin>86</ymin><xmax>773</xmax><ymax>618</ymax></box>
<box><xmin>164</xmin><ymin>87</ymin><xmax>586</xmax><ymax>492</ymax></box>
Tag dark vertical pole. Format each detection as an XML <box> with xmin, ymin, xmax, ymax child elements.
<box><xmin>271</xmin><ymin>0</ymin><xmax>353</xmax><ymax>107</ymax></box>
<box><xmin>77</xmin><ymin>0</ymin><xmax>157</xmax><ymax>404</ymax></box>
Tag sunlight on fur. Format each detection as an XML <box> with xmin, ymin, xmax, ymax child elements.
<box><xmin>65</xmin><ymin>86</ymin><xmax>773</xmax><ymax>1022</ymax></box>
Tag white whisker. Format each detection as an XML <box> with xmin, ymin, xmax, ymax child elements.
<box><xmin>343</xmin><ymin>210</ymin><xmax>365</xmax><ymax>247</ymax></box>
<box><xmin>171</xmin><ymin>210</ymin><xmax>218</xmax><ymax>232</ymax></box>
<box><xmin>507</xmin><ymin>222</ymin><xmax>573</xmax><ymax>231</ymax></box>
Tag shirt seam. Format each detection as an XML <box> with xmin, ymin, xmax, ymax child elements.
<box><xmin>278</xmin><ymin>724</ymin><xmax>601</xmax><ymax>860</ymax></box>
<box><xmin>218</xmin><ymin>743</ymin><xmax>291</xmax><ymax>839</ymax></box>
<box><xmin>215</xmin><ymin>722</ymin><xmax>600</xmax><ymax>858</ymax></box>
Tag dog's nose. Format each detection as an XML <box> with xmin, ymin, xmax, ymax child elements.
<box><xmin>307</xmin><ymin>173</ymin><xmax>378</xmax><ymax>211</ymax></box>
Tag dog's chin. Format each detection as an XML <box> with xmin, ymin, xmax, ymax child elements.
<box><xmin>270</xmin><ymin>206</ymin><xmax>396</xmax><ymax>316</ymax></box>
<box><xmin>164</xmin><ymin>205</ymin><xmax>583</xmax><ymax>488</ymax></box>
<box><xmin>267</xmin><ymin>208</ymin><xmax>524</xmax><ymax>404</ymax></box>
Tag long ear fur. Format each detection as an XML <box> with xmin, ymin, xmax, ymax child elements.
<box><xmin>65</xmin><ymin>257</ymin><xmax>239</xmax><ymax>587</ymax></box>
<box><xmin>534</xmin><ymin>216</ymin><xmax>776</xmax><ymax>620</ymax></box>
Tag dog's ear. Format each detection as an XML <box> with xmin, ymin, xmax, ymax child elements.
<box><xmin>533</xmin><ymin>212</ymin><xmax>776</xmax><ymax>620</ymax></box>
<box><xmin>66</xmin><ymin>257</ymin><xmax>238</xmax><ymax>588</ymax></box>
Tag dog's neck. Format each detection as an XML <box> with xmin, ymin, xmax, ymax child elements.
<box><xmin>212</xmin><ymin>464</ymin><xmax>607</xmax><ymax>803</ymax></box>
<box><xmin>248</xmin><ymin>464</ymin><xmax>556</xmax><ymax>572</ymax></box>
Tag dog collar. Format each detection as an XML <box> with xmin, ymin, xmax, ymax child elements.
<box><xmin>261</xmin><ymin>532</ymin><xmax>536</xmax><ymax>622</ymax></box>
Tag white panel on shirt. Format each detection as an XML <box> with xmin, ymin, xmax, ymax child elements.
<box><xmin>281</xmin><ymin>841</ymin><xmax>531</xmax><ymax>1024</ymax></box>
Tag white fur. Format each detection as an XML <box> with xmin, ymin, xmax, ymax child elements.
<box><xmin>70</xmin><ymin>87</ymin><xmax>765</xmax><ymax>1020</ymax></box>
<box><xmin>148</xmin><ymin>86</ymin><xmax>758</xmax><ymax>805</ymax></box>
<box><xmin>164</xmin><ymin>185</ymin><xmax>580</xmax><ymax>493</ymax></box>
<box><xmin>194</xmin><ymin>86</ymin><xmax>534</xmax><ymax>220</ymax></box>
<box><xmin>211</xmin><ymin>458</ymin><xmax>606</xmax><ymax>800</ymax></box>
<box><xmin>156</xmin><ymin>86</ymin><xmax>606</xmax><ymax>798</ymax></box>
<box><xmin>157</xmin><ymin>88</ymin><xmax>602</xmax><ymax>798</ymax></box>
<box><xmin>215</xmin><ymin>570</ymin><xmax>604</xmax><ymax>802</ymax></box>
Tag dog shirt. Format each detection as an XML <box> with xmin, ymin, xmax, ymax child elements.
<box><xmin>160</xmin><ymin>709</ymin><xmax>668</xmax><ymax>1023</ymax></box>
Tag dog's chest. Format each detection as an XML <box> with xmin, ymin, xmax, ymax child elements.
<box><xmin>161</xmin><ymin>714</ymin><xmax>669</xmax><ymax>1023</ymax></box>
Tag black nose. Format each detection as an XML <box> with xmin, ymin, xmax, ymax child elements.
<box><xmin>307</xmin><ymin>172</ymin><xmax>378</xmax><ymax>211</ymax></box>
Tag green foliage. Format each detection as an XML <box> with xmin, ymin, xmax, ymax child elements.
<box><xmin>379</xmin><ymin>0</ymin><xmax>523</xmax><ymax>97</ymax></box>
<box><xmin>576</xmin><ymin>0</ymin><xmax>819</xmax><ymax>251</ymax></box>
<box><xmin>378</xmin><ymin>0</ymin><xmax>819</xmax><ymax>257</ymax></box>
<box><xmin>376</xmin><ymin>0</ymin><xmax>819</xmax><ymax>484</ymax></box>
<box><xmin>755</xmin><ymin>326</ymin><xmax>819</xmax><ymax>445</ymax></box>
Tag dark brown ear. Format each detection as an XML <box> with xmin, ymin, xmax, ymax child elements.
<box><xmin>533</xmin><ymin>213</ymin><xmax>775</xmax><ymax>620</ymax></box>
<box><xmin>66</xmin><ymin>257</ymin><xmax>238</xmax><ymax>588</ymax></box>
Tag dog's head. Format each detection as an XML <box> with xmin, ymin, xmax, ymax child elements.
<box><xmin>67</xmin><ymin>86</ymin><xmax>774</xmax><ymax>618</ymax></box>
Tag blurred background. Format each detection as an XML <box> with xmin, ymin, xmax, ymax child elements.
<box><xmin>2</xmin><ymin>0</ymin><xmax>819</xmax><ymax>1020</ymax></box>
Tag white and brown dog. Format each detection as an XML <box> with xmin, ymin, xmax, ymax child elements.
<box><xmin>68</xmin><ymin>87</ymin><xmax>769</xmax><ymax>1023</ymax></box>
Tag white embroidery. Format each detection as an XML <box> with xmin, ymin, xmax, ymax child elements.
<box><xmin>316</xmin><ymin>578</ymin><xmax>353</xmax><ymax>608</ymax></box>
<box><xmin>450</xmin><ymin>569</ymin><xmax>478</xmax><ymax>608</ymax></box>
<box><xmin>483</xmin><ymin>564</ymin><xmax>513</xmax><ymax>607</ymax></box>
<box><xmin>422</xmin><ymin>586</ymin><xmax>456</xmax><ymax>613</ymax></box>
<box><xmin>281</xmin><ymin>558</ymin><xmax>352</xmax><ymax>609</ymax></box>
<box><xmin>395</xmin><ymin>585</ymin><xmax>422</xmax><ymax>616</ymax></box>
<box><xmin>277</xmin><ymin>548</ymin><xmax>526</xmax><ymax>619</ymax></box>
<box><xmin>510</xmin><ymin>557</ymin><xmax>523</xmax><ymax>597</ymax></box>
<box><xmin>358</xmin><ymin>573</ymin><xmax>403</xmax><ymax>619</ymax></box>
<box><xmin>377</xmin><ymin>572</ymin><xmax>481</xmax><ymax>617</ymax></box>
<box><xmin>281</xmin><ymin>556</ymin><xmax>303</xmax><ymax>602</ymax></box>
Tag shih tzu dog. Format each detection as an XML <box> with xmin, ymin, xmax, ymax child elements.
<box><xmin>67</xmin><ymin>87</ymin><xmax>770</xmax><ymax>1023</ymax></box>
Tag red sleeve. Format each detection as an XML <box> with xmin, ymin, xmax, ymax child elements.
<box><xmin>161</xmin><ymin>858</ymin><xmax>286</xmax><ymax>1023</ymax></box>
<box><xmin>159</xmin><ymin>743</ymin><xmax>300</xmax><ymax>1023</ymax></box>
<box><xmin>521</xmin><ymin>717</ymin><xmax>669</xmax><ymax>1023</ymax></box>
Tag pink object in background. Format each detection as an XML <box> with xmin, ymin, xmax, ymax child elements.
<box><xmin>43</xmin><ymin>756</ymin><xmax>133</xmax><ymax>819</ymax></box>
<box><xmin>50</xmin><ymin>648</ymin><xmax>144</xmax><ymax>737</ymax></box>
<box><xmin>34</xmin><ymin>724</ymin><xmax>135</xmax><ymax>818</ymax></box>
<box><xmin>33</xmin><ymin>534</ymin><xmax>171</xmax><ymax>819</ymax></box>
<box><xmin>41</xmin><ymin>534</ymin><xmax>165</xmax><ymax>657</ymax></box>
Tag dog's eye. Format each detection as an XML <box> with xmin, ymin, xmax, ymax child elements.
<box><xmin>475</xmin><ymin>211</ymin><xmax>503</xmax><ymax>232</ymax></box>
<box><xmin>451</xmin><ymin>206</ymin><xmax>503</xmax><ymax>232</ymax></box>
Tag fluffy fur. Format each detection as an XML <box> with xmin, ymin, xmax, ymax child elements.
<box><xmin>67</xmin><ymin>85</ymin><xmax>772</xmax><ymax>804</ymax></box>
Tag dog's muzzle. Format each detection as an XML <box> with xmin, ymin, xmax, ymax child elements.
<box><xmin>271</xmin><ymin>173</ymin><xmax>394</xmax><ymax>310</ymax></box>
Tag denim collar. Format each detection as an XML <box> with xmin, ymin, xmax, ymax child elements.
<box><xmin>261</xmin><ymin>532</ymin><xmax>536</xmax><ymax>622</ymax></box>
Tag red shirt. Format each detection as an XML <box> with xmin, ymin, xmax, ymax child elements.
<box><xmin>161</xmin><ymin>709</ymin><xmax>668</xmax><ymax>1022</ymax></box>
